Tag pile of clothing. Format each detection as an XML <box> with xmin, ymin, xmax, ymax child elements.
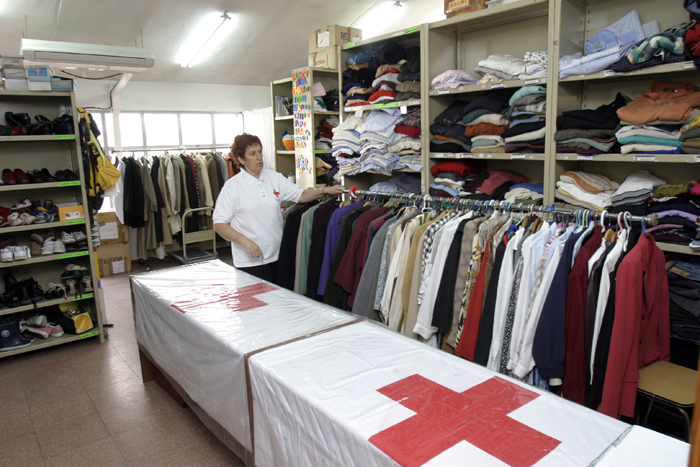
<box><xmin>312</xmin><ymin>83</ymin><xmax>340</xmax><ymax>112</ymax></box>
<box><xmin>504</xmin><ymin>183</ymin><xmax>544</xmax><ymax>204</ymax></box>
<box><xmin>555</xmin><ymin>171</ymin><xmax>619</xmax><ymax>211</ymax></box>
<box><xmin>501</xmin><ymin>86</ymin><xmax>547</xmax><ymax>153</ymax></box>
<box><xmin>314</xmin><ymin>154</ymin><xmax>337</xmax><ymax>185</ymax></box>
<box><xmin>680</xmin><ymin>114</ymin><xmax>700</xmax><ymax>153</ymax></box>
<box><xmin>559</xmin><ymin>10</ymin><xmax>693</xmax><ymax>79</ymax></box>
<box><xmin>475</xmin><ymin>52</ymin><xmax>548</xmax><ymax>83</ymax></box>
<box><xmin>430</xmin><ymin>70</ymin><xmax>478</xmax><ymax>91</ymax></box>
<box><xmin>608</xmin><ymin>171</ymin><xmax>666</xmax><ymax>215</ymax></box>
<box><xmin>646</xmin><ymin>180</ymin><xmax>700</xmax><ymax>244</ymax></box>
<box><xmin>429</xmin><ymin>160</ymin><xmax>486</xmax><ymax>198</ymax></box>
<box><xmin>555</xmin><ymin>94</ymin><xmax>626</xmax><ymax>156</ymax></box>
<box><xmin>315</xmin><ymin>117</ymin><xmax>338</xmax><ymax>152</ymax></box>
<box><xmin>331</xmin><ymin>108</ymin><xmax>422</xmax><ymax>179</ymax></box>
<box><xmin>667</xmin><ymin>260</ymin><xmax>700</xmax><ymax>346</ymax></box>
<box><xmin>368</xmin><ymin>173</ymin><xmax>421</xmax><ymax>195</ymax></box>
<box><xmin>428</xmin><ymin>161</ymin><xmax>529</xmax><ymax>201</ymax></box>
<box><xmin>342</xmin><ymin>41</ymin><xmax>420</xmax><ymax>107</ymax></box>
<box><xmin>617</xmin><ymin>80</ymin><xmax>700</xmax><ymax>154</ymax></box>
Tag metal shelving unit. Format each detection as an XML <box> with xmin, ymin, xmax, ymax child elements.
<box><xmin>0</xmin><ymin>89</ymin><xmax>104</xmax><ymax>357</ymax></box>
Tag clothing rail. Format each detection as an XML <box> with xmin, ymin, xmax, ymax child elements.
<box><xmin>110</xmin><ymin>145</ymin><xmax>229</xmax><ymax>154</ymax></box>
<box><xmin>342</xmin><ymin>187</ymin><xmax>660</xmax><ymax>228</ymax></box>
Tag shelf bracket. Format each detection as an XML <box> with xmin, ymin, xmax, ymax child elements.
<box><xmin>112</xmin><ymin>73</ymin><xmax>132</xmax><ymax>98</ymax></box>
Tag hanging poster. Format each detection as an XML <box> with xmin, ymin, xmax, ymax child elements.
<box><xmin>292</xmin><ymin>67</ymin><xmax>314</xmax><ymax>188</ymax></box>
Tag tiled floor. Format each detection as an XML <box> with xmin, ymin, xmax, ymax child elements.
<box><xmin>0</xmin><ymin>255</ymin><xmax>245</xmax><ymax>467</ymax></box>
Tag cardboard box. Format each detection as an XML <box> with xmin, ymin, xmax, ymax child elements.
<box><xmin>57</xmin><ymin>203</ymin><xmax>85</xmax><ymax>221</ymax></box>
<box><xmin>1</xmin><ymin>55</ymin><xmax>24</xmax><ymax>68</ymax></box>
<box><xmin>4</xmin><ymin>79</ymin><xmax>28</xmax><ymax>91</ymax></box>
<box><xmin>309</xmin><ymin>25</ymin><xmax>361</xmax><ymax>53</ymax></box>
<box><xmin>308</xmin><ymin>46</ymin><xmax>338</xmax><ymax>69</ymax></box>
<box><xmin>51</xmin><ymin>78</ymin><xmax>75</xmax><ymax>91</ymax></box>
<box><xmin>2</xmin><ymin>68</ymin><xmax>26</xmax><ymax>79</ymax></box>
<box><xmin>26</xmin><ymin>66</ymin><xmax>53</xmax><ymax>81</ymax></box>
<box><xmin>444</xmin><ymin>0</ymin><xmax>486</xmax><ymax>17</ymax></box>
<box><xmin>27</xmin><ymin>80</ymin><xmax>52</xmax><ymax>91</ymax></box>
<box><xmin>97</xmin><ymin>211</ymin><xmax>129</xmax><ymax>244</ymax></box>
<box><xmin>96</xmin><ymin>242</ymin><xmax>131</xmax><ymax>277</ymax></box>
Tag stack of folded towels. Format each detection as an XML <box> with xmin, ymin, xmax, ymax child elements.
<box><xmin>555</xmin><ymin>93</ymin><xmax>626</xmax><ymax>156</ymax></box>
<box><xmin>555</xmin><ymin>171</ymin><xmax>619</xmax><ymax>211</ymax></box>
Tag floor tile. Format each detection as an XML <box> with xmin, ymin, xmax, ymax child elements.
<box><xmin>30</xmin><ymin>392</ymin><xmax>97</xmax><ymax>431</ymax></box>
<box><xmin>0</xmin><ymin>374</ymin><xmax>30</xmax><ymax>413</ymax></box>
<box><xmin>44</xmin><ymin>437</ymin><xmax>126</xmax><ymax>467</ymax></box>
<box><xmin>0</xmin><ymin>433</ymin><xmax>46</xmax><ymax>467</ymax></box>
<box><xmin>35</xmin><ymin>412</ymin><xmax>109</xmax><ymax>458</ymax></box>
<box><xmin>111</xmin><ymin>421</ymin><xmax>181</xmax><ymax>464</ymax></box>
<box><xmin>0</xmin><ymin>407</ymin><xmax>35</xmax><ymax>441</ymax></box>
<box><xmin>21</xmin><ymin>362</ymin><xmax>87</xmax><ymax>407</ymax></box>
<box><xmin>75</xmin><ymin>357</ymin><xmax>139</xmax><ymax>391</ymax></box>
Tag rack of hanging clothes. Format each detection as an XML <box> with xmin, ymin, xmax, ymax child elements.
<box><xmin>113</xmin><ymin>148</ymin><xmax>231</xmax><ymax>261</ymax></box>
<box><xmin>282</xmin><ymin>186</ymin><xmax>669</xmax><ymax>420</ymax></box>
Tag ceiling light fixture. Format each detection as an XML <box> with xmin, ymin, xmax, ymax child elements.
<box><xmin>356</xmin><ymin>1</ymin><xmax>403</xmax><ymax>40</ymax></box>
<box><xmin>179</xmin><ymin>12</ymin><xmax>233</xmax><ymax>68</ymax></box>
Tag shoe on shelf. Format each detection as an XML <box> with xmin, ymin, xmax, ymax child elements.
<box><xmin>60</xmin><ymin>264</ymin><xmax>84</xmax><ymax>280</ymax></box>
<box><xmin>81</xmin><ymin>274</ymin><xmax>94</xmax><ymax>292</ymax></box>
<box><xmin>1</xmin><ymin>247</ymin><xmax>14</xmax><ymax>263</ymax></box>
<box><xmin>65</xmin><ymin>278</ymin><xmax>77</xmax><ymax>297</ymax></box>
<box><xmin>63</xmin><ymin>169</ymin><xmax>79</xmax><ymax>181</ymax></box>
<box><xmin>11</xmin><ymin>199</ymin><xmax>32</xmax><ymax>211</ymax></box>
<box><xmin>33</xmin><ymin>211</ymin><xmax>47</xmax><ymax>224</ymax></box>
<box><xmin>61</xmin><ymin>231</ymin><xmax>76</xmax><ymax>244</ymax></box>
<box><xmin>25</xmin><ymin>315</ymin><xmax>47</xmax><ymax>327</ymax></box>
<box><xmin>19</xmin><ymin>319</ymin><xmax>49</xmax><ymax>339</ymax></box>
<box><xmin>20</xmin><ymin>277</ymin><xmax>43</xmax><ymax>303</ymax></box>
<box><xmin>47</xmin><ymin>323</ymin><xmax>64</xmax><ymax>337</ymax></box>
<box><xmin>41</xmin><ymin>240</ymin><xmax>55</xmax><ymax>255</ymax></box>
<box><xmin>27</xmin><ymin>171</ymin><xmax>46</xmax><ymax>184</ymax></box>
<box><xmin>43</xmin><ymin>199</ymin><xmax>54</xmax><ymax>211</ymax></box>
<box><xmin>13</xmin><ymin>169</ymin><xmax>29</xmax><ymax>184</ymax></box>
<box><xmin>72</xmin><ymin>231</ymin><xmax>87</xmax><ymax>243</ymax></box>
<box><xmin>0</xmin><ymin>317</ymin><xmax>34</xmax><ymax>351</ymax></box>
<box><xmin>30</xmin><ymin>233</ymin><xmax>45</xmax><ymax>245</ymax></box>
<box><xmin>31</xmin><ymin>199</ymin><xmax>40</xmax><ymax>209</ymax></box>
<box><xmin>38</xmin><ymin>169</ymin><xmax>56</xmax><ymax>183</ymax></box>
<box><xmin>12</xmin><ymin>246</ymin><xmax>29</xmax><ymax>261</ymax></box>
<box><xmin>44</xmin><ymin>283</ymin><xmax>66</xmax><ymax>300</ymax></box>
<box><xmin>19</xmin><ymin>213</ymin><xmax>36</xmax><ymax>225</ymax></box>
<box><xmin>0</xmin><ymin>217</ymin><xmax>8</xmax><ymax>228</ymax></box>
<box><xmin>53</xmin><ymin>114</ymin><xmax>74</xmax><ymax>135</ymax></box>
<box><xmin>2</xmin><ymin>169</ymin><xmax>16</xmax><ymax>185</ymax></box>
<box><xmin>30</xmin><ymin>241</ymin><xmax>41</xmax><ymax>256</ymax></box>
<box><xmin>7</xmin><ymin>213</ymin><xmax>23</xmax><ymax>227</ymax></box>
<box><xmin>0</xmin><ymin>237</ymin><xmax>14</xmax><ymax>250</ymax></box>
<box><xmin>5</xmin><ymin>112</ymin><xmax>30</xmax><ymax>126</ymax></box>
<box><xmin>52</xmin><ymin>239</ymin><xmax>66</xmax><ymax>254</ymax></box>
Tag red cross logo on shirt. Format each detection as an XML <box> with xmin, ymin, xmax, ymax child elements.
<box><xmin>369</xmin><ymin>375</ymin><xmax>560</xmax><ymax>467</ymax></box>
<box><xmin>273</xmin><ymin>189</ymin><xmax>280</xmax><ymax>198</ymax></box>
<box><xmin>171</xmin><ymin>283</ymin><xmax>278</xmax><ymax>314</ymax></box>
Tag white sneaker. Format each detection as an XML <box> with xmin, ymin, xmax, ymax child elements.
<box><xmin>41</xmin><ymin>240</ymin><xmax>54</xmax><ymax>255</ymax></box>
<box><xmin>19</xmin><ymin>213</ymin><xmax>36</xmax><ymax>225</ymax></box>
<box><xmin>81</xmin><ymin>275</ymin><xmax>94</xmax><ymax>292</ymax></box>
<box><xmin>0</xmin><ymin>247</ymin><xmax>13</xmax><ymax>262</ymax></box>
<box><xmin>26</xmin><ymin>315</ymin><xmax>48</xmax><ymax>327</ymax></box>
<box><xmin>65</xmin><ymin>278</ymin><xmax>77</xmax><ymax>297</ymax></box>
<box><xmin>73</xmin><ymin>231</ymin><xmax>87</xmax><ymax>243</ymax></box>
<box><xmin>12</xmin><ymin>245</ymin><xmax>28</xmax><ymax>261</ymax></box>
<box><xmin>61</xmin><ymin>231</ymin><xmax>76</xmax><ymax>244</ymax></box>
<box><xmin>52</xmin><ymin>239</ymin><xmax>66</xmax><ymax>254</ymax></box>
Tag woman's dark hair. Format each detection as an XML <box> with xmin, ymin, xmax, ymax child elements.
<box><xmin>230</xmin><ymin>133</ymin><xmax>262</xmax><ymax>168</ymax></box>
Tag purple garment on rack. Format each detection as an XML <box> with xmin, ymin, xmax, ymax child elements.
<box><xmin>556</xmin><ymin>147</ymin><xmax>605</xmax><ymax>155</ymax></box>
<box><xmin>317</xmin><ymin>202</ymin><xmax>363</xmax><ymax>296</ymax></box>
<box><xmin>655</xmin><ymin>210</ymin><xmax>700</xmax><ymax>222</ymax></box>
<box><xmin>646</xmin><ymin>223</ymin><xmax>684</xmax><ymax>234</ymax></box>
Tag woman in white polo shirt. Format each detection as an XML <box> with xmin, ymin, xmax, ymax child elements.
<box><xmin>213</xmin><ymin>133</ymin><xmax>343</xmax><ymax>283</ymax></box>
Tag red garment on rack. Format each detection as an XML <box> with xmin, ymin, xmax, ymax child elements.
<box><xmin>598</xmin><ymin>234</ymin><xmax>670</xmax><ymax>418</ymax></box>
<box><xmin>455</xmin><ymin>246</ymin><xmax>491</xmax><ymax>360</ymax></box>
<box><xmin>561</xmin><ymin>227</ymin><xmax>602</xmax><ymax>405</ymax></box>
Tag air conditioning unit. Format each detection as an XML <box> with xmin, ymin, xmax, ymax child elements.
<box><xmin>21</xmin><ymin>39</ymin><xmax>155</xmax><ymax>72</ymax></box>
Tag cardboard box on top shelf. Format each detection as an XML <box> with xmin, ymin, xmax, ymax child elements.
<box><xmin>97</xmin><ymin>211</ymin><xmax>129</xmax><ymax>244</ymax></box>
<box><xmin>308</xmin><ymin>46</ymin><xmax>338</xmax><ymax>69</ymax></box>
<box><xmin>51</xmin><ymin>77</ymin><xmax>76</xmax><ymax>91</ymax></box>
<box><xmin>26</xmin><ymin>66</ymin><xmax>53</xmax><ymax>81</ymax></box>
<box><xmin>309</xmin><ymin>25</ymin><xmax>361</xmax><ymax>53</ymax></box>
<box><xmin>1</xmin><ymin>55</ymin><xmax>24</xmax><ymax>68</ymax></box>
<box><xmin>4</xmin><ymin>79</ymin><xmax>28</xmax><ymax>91</ymax></box>
<box><xmin>444</xmin><ymin>0</ymin><xmax>486</xmax><ymax>18</ymax></box>
<box><xmin>27</xmin><ymin>81</ymin><xmax>52</xmax><ymax>91</ymax></box>
<box><xmin>2</xmin><ymin>68</ymin><xmax>26</xmax><ymax>79</ymax></box>
<box><xmin>96</xmin><ymin>242</ymin><xmax>132</xmax><ymax>277</ymax></box>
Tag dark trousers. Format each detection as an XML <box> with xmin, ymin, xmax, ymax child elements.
<box><xmin>238</xmin><ymin>261</ymin><xmax>278</xmax><ymax>284</ymax></box>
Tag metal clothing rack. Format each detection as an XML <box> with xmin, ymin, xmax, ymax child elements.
<box><xmin>111</xmin><ymin>145</ymin><xmax>229</xmax><ymax>154</ymax></box>
<box><xmin>342</xmin><ymin>188</ymin><xmax>660</xmax><ymax>228</ymax></box>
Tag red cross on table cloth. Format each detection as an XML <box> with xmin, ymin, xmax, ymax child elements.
<box><xmin>171</xmin><ymin>283</ymin><xmax>277</xmax><ymax>314</ymax></box>
<box><xmin>369</xmin><ymin>375</ymin><xmax>561</xmax><ymax>467</ymax></box>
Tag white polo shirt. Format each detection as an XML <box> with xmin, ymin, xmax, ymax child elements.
<box><xmin>213</xmin><ymin>169</ymin><xmax>303</xmax><ymax>267</ymax></box>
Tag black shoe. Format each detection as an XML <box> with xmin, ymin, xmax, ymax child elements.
<box><xmin>53</xmin><ymin>114</ymin><xmax>74</xmax><ymax>135</ymax></box>
<box><xmin>4</xmin><ymin>272</ymin><xmax>18</xmax><ymax>291</ymax></box>
<box><xmin>63</xmin><ymin>169</ymin><xmax>79</xmax><ymax>181</ymax></box>
<box><xmin>53</xmin><ymin>170</ymin><xmax>68</xmax><ymax>182</ymax></box>
<box><xmin>20</xmin><ymin>277</ymin><xmax>43</xmax><ymax>303</ymax></box>
<box><xmin>27</xmin><ymin>170</ymin><xmax>46</xmax><ymax>184</ymax></box>
<box><xmin>5</xmin><ymin>112</ymin><xmax>30</xmax><ymax>127</ymax></box>
<box><xmin>38</xmin><ymin>168</ymin><xmax>56</xmax><ymax>183</ymax></box>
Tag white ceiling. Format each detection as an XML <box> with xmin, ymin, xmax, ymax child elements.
<box><xmin>0</xmin><ymin>0</ymin><xmax>444</xmax><ymax>86</ymax></box>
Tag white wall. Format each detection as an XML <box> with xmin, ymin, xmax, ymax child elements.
<box><xmin>75</xmin><ymin>79</ymin><xmax>270</xmax><ymax>112</ymax></box>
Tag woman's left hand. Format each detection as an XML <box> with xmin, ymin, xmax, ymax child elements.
<box><xmin>324</xmin><ymin>185</ymin><xmax>345</xmax><ymax>197</ymax></box>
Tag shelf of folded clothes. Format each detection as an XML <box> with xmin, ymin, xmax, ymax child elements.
<box><xmin>341</xmin><ymin>26</ymin><xmax>421</xmax><ymax>51</ymax></box>
<box><xmin>556</xmin><ymin>153</ymin><xmax>700</xmax><ymax>163</ymax></box>
<box><xmin>559</xmin><ymin>60</ymin><xmax>697</xmax><ymax>83</ymax></box>
<box><xmin>429</xmin><ymin>77</ymin><xmax>547</xmax><ymax>96</ymax></box>
<box><xmin>429</xmin><ymin>0</ymin><xmax>549</xmax><ymax>34</ymax></box>
<box><xmin>557</xmin><ymin>12</ymin><xmax>695</xmax><ymax>83</ymax></box>
<box><xmin>430</xmin><ymin>152</ymin><xmax>545</xmax><ymax>160</ymax></box>
<box><xmin>429</xmin><ymin>160</ymin><xmax>537</xmax><ymax>201</ymax></box>
<box><xmin>366</xmin><ymin>169</ymin><xmax>421</xmax><ymax>175</ymax></box>
<box><xmin>343</xmin><ymin>99</ymin><xmax>421</xmax><ymax>113</ymax></box>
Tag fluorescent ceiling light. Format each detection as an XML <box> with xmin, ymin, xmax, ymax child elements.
<box><xmin>178</xmin><ymin>12</ymin><xmax>234</xmax><ymax>68</ymax></box>
<box><xmin>356</xmin><ymin>1</ymin><xmax>402</xmax><ymax>39</ymax></box>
